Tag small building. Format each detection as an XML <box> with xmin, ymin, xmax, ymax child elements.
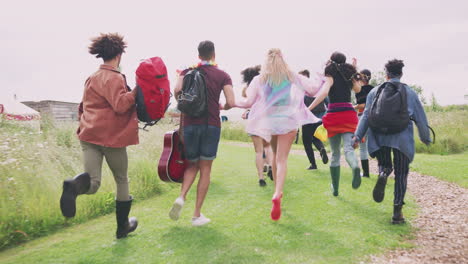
<box><xmin>22</xmin><ymin>100</ymin><xmax>79</xmax><ymax>122</ymax></box>
<box><xmin>1</xmin><ymin>95</ymin><xmax>41</xmax><ymax>130</ymax></box>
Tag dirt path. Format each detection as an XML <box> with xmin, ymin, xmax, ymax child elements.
<box><xmin>224</xmin><ymin>141</ymin><xmax>468</xmax><ymax>263</ymax></box>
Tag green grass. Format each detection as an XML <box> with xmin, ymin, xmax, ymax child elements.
<box><xmin>0</xmin><ymin>143</ymin><xmax>416</xmax><ymax>264</ymax></box>
<box><xmin>0</xmin><ymin>119</ymin><xmax>178</xmax><ymax>249</ymax></box>
<box><xmin>410</xmin><ymin>151</ymin><xmax>468</xmax><ymax>188</ymax></box>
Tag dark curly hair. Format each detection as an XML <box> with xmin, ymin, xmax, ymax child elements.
<box><xmin>299</xmin><ymin>69</ymin><xmax>310</xmax><ymax>78</ymax></box>
<box><xmin>385</xmin><ymin>59</ymin><xmax>404</xmax><ymax>78</ymax></box>
<box><xmin>88</xmin><ymin>33</ymin><xmax>127</xmax><ymax>61</ymax></box>
<box><xmin>241</xmin><ymin>65</ymin><xmax>261</xmax><ymax>85</ymax></box>
<box><xmin>324</xmin><ymin>51</ymin><xmax>358</xmax><ymax>87</ymax></box>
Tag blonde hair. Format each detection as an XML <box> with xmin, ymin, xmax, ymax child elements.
<box><xmin>260</xmin><ymin>48</ymin><xmax>294</xmax><ymax>86</ymax></box>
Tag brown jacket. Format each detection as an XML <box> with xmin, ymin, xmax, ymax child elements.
<box><xmin>77</xmin><ymin>65</ymin><xmax>139</xmax><ymax>148</ymax></box>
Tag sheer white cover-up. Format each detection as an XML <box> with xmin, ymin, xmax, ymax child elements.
<box><xmin>237</xmin><ymin>72</ymin><xmax>324</xmax><ymax>142</ymax></box>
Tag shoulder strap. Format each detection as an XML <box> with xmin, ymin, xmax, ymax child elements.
<box><xmin>334</xmin><ymin>64</ymin><xmax>353</xmax><ymax>88</ymax></box>
<box><xmin>410</xmin><ymin>116</ymin><xmax>436</xmax><ymax>144</ymax></box>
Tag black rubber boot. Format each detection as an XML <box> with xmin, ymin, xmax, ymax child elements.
<box><xmin>320</xmin><ymin>148</ymin><xmax>329</xmax><ymax>164</ymax></box>
<box><xmin>352</xmin><ymin>167</ymin><xmax>361</xmax><ymax>189</ymax></box>
<box><xmin>361</xmin><ymin>159</ymin><xmax>370</xmax><ymax>178</ymax></box>
<box><xmin>307</xmin><ymin>163</ymin><xmax>317</xmax><ymax>170</ymax></box>
<box><xmin>267</xmin><ymin>166</ymin><xmax>273</xmax><ymax>181</ymax></box>
<box><xmin>116</xmin><ymin>197</ymin><xmax>138</xmax><ymax>239</ymax></box>
<box><xmin>60</xmin><ymin>172</ymin><xmax>90</xmax><ymax>218</ymax></box>
<box><xmin>372</xmin><ymin>168</ymin><xmax>392</xmax><ymax>203</ymax></box>
<box><xmin>392</xmin><ymin>204</ymin><xmax>405</xmax><ymax>224</ymax></box>
<box><xmin>330</xmin><ymin>166</ymin><xmax>340</xmax><ymax>196</ymax></box>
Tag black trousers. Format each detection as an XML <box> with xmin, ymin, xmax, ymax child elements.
<box><xmin>301</xmin><ymin>122</ymin><xmax>325</xmax><ymax>165</ymax></box>
<box><xmin>373</xmin><ymin>147</ymin><xmax>410</xmax><ymax>206</ymax></box>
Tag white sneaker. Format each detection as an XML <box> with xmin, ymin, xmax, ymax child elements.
<box><xmin>192</xmin><ymin>213</ymin><xmax>211</xmax><ymax>227</ymax></box>
<box><xmin>169</xmin><ymin>197</ymin><xmax>184</xmax><ymax>221</ymax></box>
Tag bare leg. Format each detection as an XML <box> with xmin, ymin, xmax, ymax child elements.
<box><xmin>263</xmin><ymin>140</ymin><xmax>274</xmax><ymax>167</ymax></box>
<box><xmin>180</xmin><ymin>161</ymin><xmax>200</xmax><ymax>200</ymax></box>
<box><xmin>270</xmin><ymin>135</ymin><xmax>278</xmax><ymax>184</ymax></box>
<box><xmin>251</xmin><ymin>136</ymin><xmax>265</xmax><ymax>180</ymax></box>
<box><xmin>272</xmin><ymin>130</ymin><xmax>296</xmax><ymax>199</ymax></box>
<box><xmin>194</xmin><ymin>159</ymin><xmax>213</xmax><ymax>217</ymax></box>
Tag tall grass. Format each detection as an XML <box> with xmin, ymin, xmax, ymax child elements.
<box><xmin>0</xmin><ymin>118</ymin><xmax>178</xmax><ymax>250</ymax></box>
<box><xmin>415</xmin><ymin>110</ymin><xmax>467</xmax><ymax>154</ymax></box>
<box><xmin>221</xmin><ymin>109</ymin><xmax>468</xmax><ymax>155</ymax></box>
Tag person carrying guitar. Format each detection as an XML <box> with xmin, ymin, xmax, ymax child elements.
<box><xmin>169</xmin><ymin>40</ymin><xmax>236</xmax><ymax>226</ymax></box>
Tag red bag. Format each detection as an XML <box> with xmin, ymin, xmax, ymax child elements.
<box><xmin>135</xmin><ymin>57</ymin><xmax>171</xmax><ymax>128</ymax></box>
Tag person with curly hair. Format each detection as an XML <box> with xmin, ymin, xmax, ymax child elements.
<box><xmin>234</xmin><ymin>49</ymin><xmax>324</xmax><ymax>221</ymax></box>
<box><xmin>240</xmin><ymin>65</ymin><xmax>274</xmax><ymax>187</ymax></box>
<box><xmin>308</xmin><ymin>52</ymin><xmax>363</xmax><ymax>197</ymax></box>
<box><xmin>353</xmin><ymin>59</ymin><xmax>431</xmax><ymax>224</ymax></box>
<box><xmin>59</xmin><ymin>33</ymin><xmax>139</xmax><ymax>239</ymax></box>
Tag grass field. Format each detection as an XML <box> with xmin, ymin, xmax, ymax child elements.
<box><xmin>410</xmin><ymin>151</ymin><xmax>468</xmax><ymax>188</ymax></box>
<box><xmin>0</xmin><ymin>143</ymin><xmax>416</xmax><ymax>264</ymax></box>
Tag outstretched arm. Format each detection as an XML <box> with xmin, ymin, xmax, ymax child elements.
<box><xmin>236</xmin><ymin>77</ymin><xmax>259</xmax><ymax>109</ymax></box>
<box><xmin>297</xmin><ymin>73</ymin><xmax>325</xmax><ymax>96</ymax></box>
<box><xmin>308</xmin><ymin>77</ymin><xmax>333</xmax><ymax>111</ymax></box>
<box><xmin>222</xmin><ymin>84</ymin><xmax>236</xmax><ymax>110</ymax></box>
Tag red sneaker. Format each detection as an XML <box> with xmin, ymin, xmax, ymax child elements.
<box><xmin>271</xmin><ymin>197</ymin><xmax>281</xmax><ymax>221</ymax></box>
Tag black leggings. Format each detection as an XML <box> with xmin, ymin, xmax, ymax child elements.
<box><xmin>373</xmin><ymin>147</ymin><xmax>410</xmax><ymax>206</ymax></box>
<box><xmin>301</xmin><ymin>122</ymin><xmax>325</xmax><ymax>165</ymax></box>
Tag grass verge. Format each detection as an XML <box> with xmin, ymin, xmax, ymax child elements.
<box><xmin>410</xmin><ymin>151</ymin><xmax>468</xmax><ymax>188</ymax></box>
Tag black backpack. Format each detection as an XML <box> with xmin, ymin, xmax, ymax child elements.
<box><xmin>177</xmin><ymin>69</ymin><xmax>208</xmax><ymax>118</ymax></box>
<box><xmin>368</xmin><ymin>82</ymin><xmax>410</xmax><ymax>134</ymax></box>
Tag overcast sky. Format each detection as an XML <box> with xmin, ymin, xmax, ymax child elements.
<box><xmin>2</xmin><ymin>0</ymin><xmax>467</xmax><ymax>111</ymax></box>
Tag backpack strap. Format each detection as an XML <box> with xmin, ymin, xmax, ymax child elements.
<box><xmin>410</xmin><ymin>117</ymin><xmax>436</xmax><ymax>144</ymax></box>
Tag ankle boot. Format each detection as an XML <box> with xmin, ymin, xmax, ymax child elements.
<box><xmin>116</xmin><ymin>197</ymin><xmax>138</xmax><ymax>239</ymax></box>
<box><xmin>352</xmin><ymin>167</ymin><xmax>361</xmax><ymax>189</ymax></box>
<box><xmin>392</xmin><ymin>204</ymin><xmax>405</xmax><ymax>224</ymax></box>
<box><xmin>319</xmin><ymin>148</ymin><xmax>329</xmax><ymax>164</ymax></box>
<box><xmin>330</xmin><ymin>166</ymin><xmax>340</xmax><ymax>196</ymax></box>
<box><xmin>372</xmin><ymin>168</ymin><xmax>392</xmax><ymax>203</ymax></box>
<box><xmin>60</xmin><ymin>172</ymin><xmax>90</xmax><ymax>218</ymax></box>
<box><xmin>361</xmin><ymin>160</ymin><xmax>370</xmax><ymax>177</ymax></box>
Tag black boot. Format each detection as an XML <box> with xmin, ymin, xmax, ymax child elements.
<box><xmin>392</xmin><ymin>204</ymin><xmax>405</xmax><ymax>224</ymax></box>
<box><xmin>267</xmin><ymin>166</ymin><xmax>273</xmax><ymax>181</ymax></box>
<box><xmin>116</xmin><ymin>197</ymin><xmax>138</xmax><ymax>239</ymax></box>
<box><xmin>372</xmin><ymin>168</ymin><xmax>392</xmax><ymax>203</ymax></box>
<box><xmin>330</xmin><ymin>166</ymin><xmax>340</xmax><ymax>196</ymax></box>
<box><xmin>319</xmin><ymin>148</ymin><xmax>329</xmax><ymax>164</ymax></box>
<box><xmin>307</xmin><ymin>163</ymin><xmax>317</xmax><ymax>170</ymax></box>
<box><xmin>60</xmin><ymin>172</ymin><xmax>90</xmax><ymax>218</ymax></box>
<box><xmin>352</xmin><ymin>167</ymin><xmax>361</xmax><ymax>189</ymax></box>
<box><xmin>361</xmin><ymin>160</ymin><xmax>370</xmax><ymax>178</ymax></box>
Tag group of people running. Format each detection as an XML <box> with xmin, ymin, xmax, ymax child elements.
<box><xmin>59</xmin><ymin>33</ymin><xmax>431</xmax><ymax>239</ymax></box>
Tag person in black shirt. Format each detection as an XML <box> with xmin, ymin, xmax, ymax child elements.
<box><xmin>299</xmin><ymin>69</ymin><xmax>329</xmax><ymax>170</ymax></box>
<box><xmin>308</xmin><ymin>52</ymin><xmax>363</xmax><ymax>196</ymax></box>
<box><xmin>354</xmin><ymin>69</ymin><xmax>373</xmax><ymax>177</ymax></box>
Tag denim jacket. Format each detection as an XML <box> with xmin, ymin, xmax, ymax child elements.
<box><xmin>354</xmin><ymin>78</ymin><xmax>431</xmax><ymax>162</ymax></box>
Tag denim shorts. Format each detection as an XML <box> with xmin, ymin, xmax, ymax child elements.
<box><xmin>183</xmin><ymin>125</ymin><xmax>221</xmax><ymax>162</ymax></box>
